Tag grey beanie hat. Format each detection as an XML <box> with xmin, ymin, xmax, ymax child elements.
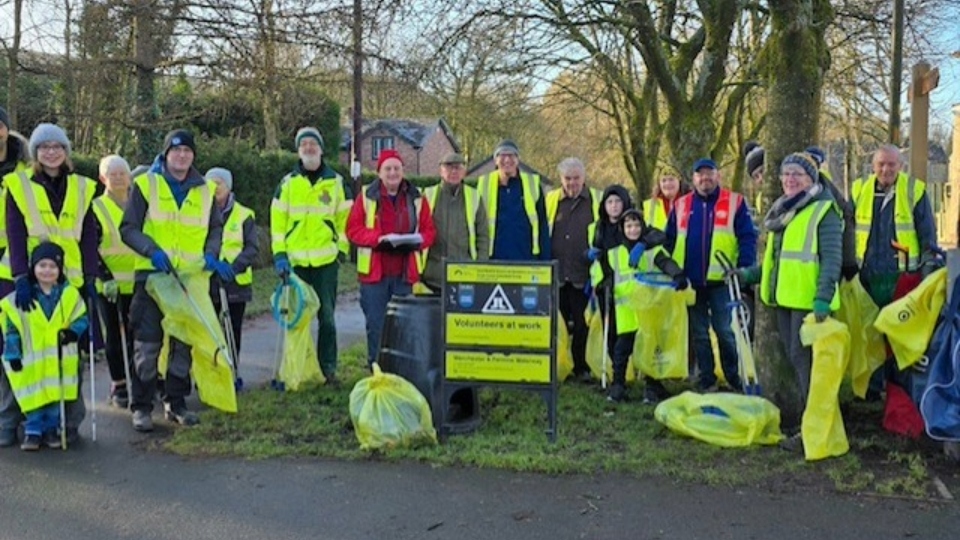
<box><xmin>0</xmin><ymin>106</ymin><xmax>10</xmax><ymax>129</ymax></box>
<box><xmin>781</xmin><ymin>152</ymin><xmax>820</xmax><ymax>182</ymax></box>
<box><xmin>295</xmin><ymin>127</ymin><xmax>324</xmax><ymax>150</ymax></box>
<box><xmin>205</xmin><ymin>167</ymin><xmax>234</xmax><ymax>191</ymax></box>
<box><xmin>29</xmin><ymin>123</ymin><xmax>71</xmax><ymax>160</ymax></box>
<box><xmin>493</xmin><ymin>139</ymin><xmax>520</xmax><ymax>159</ymax></box>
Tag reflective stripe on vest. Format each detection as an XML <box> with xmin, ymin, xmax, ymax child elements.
<box><xmin>417</xmin><ymin>184</ymin><xmax>480</xmax><ymax>272</ymax></box>
<box><xmin>221</xmin><ymin>202</ymin><xmax>255</xmax><ymax>286</ymax></box>
<box><xmin>269</xmin><ymin>172</ymin><xmax>347</xmax><ymax>267</ymax></box>
<box><xmin>133</xmin><ymin>173</ymin><xmax>214</xmax><ymax>272</ymax></box>
<box><xmin>672</xmin><ymin>189</ymin><xmax>741</xmax><ymax>281</ymax></box>
<box><xmin>760</xmin><ymin>200</ymin><xmax>840</xmax><ymax>311</ymax></box>
<box><xmin>851</xmin><ymin>173</ymin><xmax>923</xmax><ymax>271</ymax></box>
<box><xmin>93</xmin><ymin>196</ymin><xmax>137</xmax><ymax>293</ymax></box>
<box><xmin>545</xmin><ymin>187</ymin><xmax>601</xmax><ymax>234</ymax></box>
<box><xmin>642</xmin><ymin>198</ymin><xmax>669</xmax><ymax>231</ymax></box>
<box><xmin>356</xmin><ymin>192</ymin><xmax>423</xmax><ymax>276</ymax></box>
<box><xmin>6</xmin><ymin>170</ymin><xmax>95</xmax><ymax>286</ymax></box>
<box><xmin>477</xmin><ymin>171</ymin><xmax>541</xmax><ymax>256</ymax></box>
<box><xmin>0</xmin><ymin>287</ymin><xmax>84</xmax><ymax>412</ymax></box>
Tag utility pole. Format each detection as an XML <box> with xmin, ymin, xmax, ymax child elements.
<box><xmin>351</xmin><ymin>0</ymin><xmax>364</xmax><ymax>198</ymax></box>
<box><xmin>888</xmin><ymin>0</ymin><xmax>904</xmax><ymax>145</ymax></box>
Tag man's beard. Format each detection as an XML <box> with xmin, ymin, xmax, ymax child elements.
<box><xmin>301</xmin><ymin>154</ymin><xmax>321</xmax><ymax>170</ymax></box>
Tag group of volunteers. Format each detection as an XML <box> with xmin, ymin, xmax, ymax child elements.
<box><xmin>0</xmin><ymin>101</ymin><xmax>941</xmax><ymax>454</ymax></box>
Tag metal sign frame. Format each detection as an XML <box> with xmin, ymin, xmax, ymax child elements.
<box><xmin>439</xmin><ymin>259</ymin><xmax>558</xmax><ymax>442</ymax></box>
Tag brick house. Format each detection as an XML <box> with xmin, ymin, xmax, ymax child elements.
<box><xmin>340</xmin><ymin>118</ymin><xmax>461</xmax><ymax>176</ymax></box>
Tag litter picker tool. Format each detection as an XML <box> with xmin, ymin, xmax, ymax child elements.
<box><xmin>601</xmin><ymin>286</ymin><xmax>610</xmax><ymax>389</ymax></box>
<box><xmin>169</xmin><ymin>268</ymin><xmax>233</xmax><ymax>372</ymax></box>
<box><xmin>218</xmin><ymin>283</ymin><xmax>241</xmax><ymax>390</ymax></box>
<box><xmin>86</xmin><ymin>292</ymin><xmax>98</xmax><ymax>442</ymax></box>
<box><xmin>715</xmin><ymin>251</ymin><xmax>760</xmax><ymax>396</ymax></box>
<box><xmin>270</xmin><ymin>274</ymin><xmax>291</xmax><ymax>391</ymax></box>
<box><xmin>117</xmin><ymin>301</ymin><xmax>133</xmax><ymax>410</ymax></box>
<box><xmin>56</xmin><ymin>331</ymin><xmax>68</xmax><ymax>450</ymax></box>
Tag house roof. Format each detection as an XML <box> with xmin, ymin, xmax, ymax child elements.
<box><xmin>340</xmin><ymin>118</ymin><xmax>461</xmax><ymax>151</ymax></box>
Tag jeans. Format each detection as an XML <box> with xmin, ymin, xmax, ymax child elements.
<box><xmin>359</xmin><ymin>276</ymin><xmax>412</xmax><ymax>366</ymax></box>
<box><xmin>24</xmin><ymin>403</ymin><xmax>59</xmax><ymax>436</ymax></box>
<box><xmin>689</xmin><ymin>285</ymin><xmax>741</xmax><ymax>390</ymax></box>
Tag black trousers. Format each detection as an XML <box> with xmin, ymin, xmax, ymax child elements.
<box><xmin>100</xmin><ymin>293</ymin><xmax>134</xmax><ymax>383</ymax></box>
<box><xmin>559</xmin><ymin>282</ymin><xmax>590</xmax><ymax>375</ymax></box>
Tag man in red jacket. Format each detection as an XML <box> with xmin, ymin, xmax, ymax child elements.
<box><xmin>346</xmin><ymin>149</ymin><xmax>436</xmax><ymax>366</ymax></box>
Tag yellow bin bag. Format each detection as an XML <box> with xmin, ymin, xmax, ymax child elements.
<box><xmin>654</xmin><ymin>391</ymin><xmax>784</xmax><ymax>447</ymax></box>
<box><xmin>836</xmin><ymin>277</ymin><xmax>887</xmax><ymax>397</ymax></box>
<box><xmin>584</xmin><ymin>301</ymin><xmax>635</xmax><ymax>383</ymax></box>
<box><xmin>799</xmin><ymin>315</ymin><xmax>851</xmax><ymax>461</ymax></box>
<box><xmin>556</xmin><ymin>312</ymin><xmax>574</xmax><ymax>382</ymax></box>
<box><xmin>349</xmin><ymin>363</ymin><xmax>438</xmax><ymax>450</ymax></box>
<box><xmin>629</xmin><ymin>278</ymin><xmax>694</xmax><ymax>381</ymax></box>
<box><xmin>874</xmin><ymin>268</ymin><xmax>948</xmax><ymax>370</ymax></box>
<box><xmin>275</xmin><ymin>274</ymin><xmax>325</xmax><ymax>390</ymax></box>
<box><xmin>147</xmin><ymin>272</ymin><xmax>237</xmax><ymax>413</ymax></box>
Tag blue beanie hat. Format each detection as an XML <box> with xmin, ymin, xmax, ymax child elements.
<box><xmin>781</xmin><ymin>152</ymin><xmax>819</xmax><ymax>181</ymax></box>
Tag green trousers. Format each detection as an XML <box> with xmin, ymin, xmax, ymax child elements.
<box><xmin>294</xmin><ymin>262</ymin><xmax>339</xmax><ymax>377</ymax></box>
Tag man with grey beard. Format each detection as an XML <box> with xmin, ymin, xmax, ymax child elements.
<box><xmin>270</xmin><ymin>127</ymin><xmax>353</xmax><ymax>384</ymax></box>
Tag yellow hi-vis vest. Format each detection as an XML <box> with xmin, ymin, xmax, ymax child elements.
<box><xmin>642</xmin><ymin>198</ymin><xmax>669</xmax><ymax>231</ymax></box>
<box><xmin>132</xmin><ymin>173</ymin><xmax>214</xmax><ymax>272</ymax></box>
<box><xmin>851</xmin><ymin>172</ymin><xmax>924</xmax><ymax>271</ymax></box>
<box><xmin>5</xmin><ymin>170</ymin><xmax>96</xmax><ymax>286</ymax></box>
<box><xmin>0</xmin><ymin>286</ymin><xmax>85</xmax><ymax>412</ymax></box>
<box><xmin>0</xmin><ymin>162</ymin><xmax>32</xmax><ymax>280</ymax></box>
<box><xmin>760</xmin><ymin>200</ymin><xmax>840</xmax><ymax>311</ymax></box>
<box><xmin>92</xmin><ymin>194</ymin><xmax>137</xmax><ymax>294</ymax></box>
<box><xmin>270</xmin><ymin>171</ymin><xmax>350</xmax><ymax>267</ymax></box>
<box><xmin>606</xmin><ymin>244</ymin><xmax>663</xmax><ymax>334</ymax></box>
<box><xmin>545</xmin><ymin>187</ymin><xmax>601</xmax><ymax>234</ymax></box>
<box><xmin>356</xmin><ymin>191</ymin><xmax>424</xmax><ymax>276</ymax></box>
<box><xmin>417</xmin><ymin>183</ymin><xmax>479</xmax><ymax>272</ymax></box>
<box><xmin>477</xmin><ymin>171</ymin><xmax>542</xmax><ymax>257</ymax></box>
<box><xmin>672</xmin><ymin>189</ymin><xmax>742</xmax><ymax>281</ymax></box>
<box><xmin>221</xmin><ymin>201</ymin><xmax>255</xmax><ymax>286</ymax></box>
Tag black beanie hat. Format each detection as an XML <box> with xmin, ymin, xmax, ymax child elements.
<box><xmin>162</xmin><ymin>129</ymin><xmax>196</xmax><ymax>157</ymax></box>
<box><xmin>30</xmin><ymin>242</ymin><xmax>65</xmax><ymax>281</ymax></box>
<box><xmin>743</xmin><ymin>141</ymin><xmax>765</xmax><ymax>178</ymax></box>
<box><xmin>618</xmin><ymin>208</ymin><xmax>645</xmax><ymax>232</ymax></box>
<box><xmin>0</xmin><ymin>106</ymin><xmax>10</xmax><ymax>129</ymax></box>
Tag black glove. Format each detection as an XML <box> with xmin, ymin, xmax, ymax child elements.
<box><xmin>58</xmin><ymin>329</ymin><xmax>79</xmax><ymax>345</ymax></box>
<box><xmin>9</xmin><ymin>358</ymin><xmax>23</xmax><ymax>372</ymax></box>
<box><xmin>83</xmin><ymin>277</ymin><xmax>98</xmax><ymax>302</ymax></box>
<box><xmin>673</xmin><ymin>275</ymin><xmax>690</xmax><ymax>291</ymax></box>
<box><xmin>14</xmin><ymin>275</ymin><xmax>34</xmax><ymax>312</ymax></box>
<box><xmin>841</xmin><ymin>265</ymin><xmax>859</xmax><ymax>281</ymax></box>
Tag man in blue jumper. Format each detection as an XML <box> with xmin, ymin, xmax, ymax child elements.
<box><xmin>476</xmin><ymin>140</ymin><xmax>551</xmax><ymax>261</ymax></box>
<box><xmin>665</xmin><ymin>158</ymin><xmax>757</xmax><ymax>392</ymax></box>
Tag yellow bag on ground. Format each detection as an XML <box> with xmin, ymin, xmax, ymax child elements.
<box><xmin>557</xmin><ymin>312</ymin><xmax>574</xmax><ymax>382</ymax></box>
<box><xmin>836</xmin><ymin>277</ymin><xmax>886</xmax><ymax>397</ymax></box>
<box><xmin>654</xmin><ymin>391</ymin><xmax>784</xmax><ymax>447</ymax></box>
<box><xmin>275</xmin><ymin>275</ymin><xmax>324</xmax><ymax>390</ymax></box>
<box><xmin>628</xmin><ymin>277</ymin><xmax>693</xmax><ymax>381</ymax></box>
<box><xmin>874</xmin><ymin>268</ymin><xmax>948</xmax><ymax>370</ymax></box>
<box><xmin>147</xmin><ymin>271</ymin><xmax>237</xmax><ymax>413</ymax></box>
<box><xmin>349</xmin><ymin>363</ymin><xmax>438</xmax><ymax>450</ymax></box>
<box><xmin>584</xmin><ymin>301</ymin><xmax>635</xmax><ymax>382</ymax></box>
<box><xmin>799</xmin><ymin>315</ymin><xmax>851</xmax><ymax>461</ymax></box>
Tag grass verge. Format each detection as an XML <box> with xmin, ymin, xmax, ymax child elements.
<box><xmin>247</xmin><ymin>263</ymin><xmax>358</xmax><ymax>317</ymax></box>
<box><xmin>166</xmin><ymin>343</ymin><xmax>959</xmax><ymax>500</ymax></box>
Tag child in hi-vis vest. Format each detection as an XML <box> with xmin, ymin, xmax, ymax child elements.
<box><xmin>0</xmin><ymin>242</ymin><xmax>88</xmax><ymax>451</ymax></box>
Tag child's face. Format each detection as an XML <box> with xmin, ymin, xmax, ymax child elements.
<box><xmin>605</xmin><ymin>195</ymin><xmax>624</xmax><ymax>221</ymax></box>
<box><xmin>623</xmin><ymin>217</ymin><xmax>642</xmax><ymax>241</ymax></box>
<box><xmin>34</xmin><ymin>259</ymin><xmax>60</xmax><ymax>286</ymax></box>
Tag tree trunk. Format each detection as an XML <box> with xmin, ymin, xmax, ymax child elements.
<box><xmin>133</xmin><ymin>0</ymin><xmax>161</xmax><ymax>164</ymax></box>
<box><xmin>758</xmin><ymin>0</ymin><xmax>833</xmax><ymax>427</ymax></box>
<box><xmin>6</xmin><ymin>0</ymin><xmax>23</xmax><ymax>127</ymax></box>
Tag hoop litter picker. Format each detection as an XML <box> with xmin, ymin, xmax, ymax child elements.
<box><xmin>715</xmin><ymin>251</ymin><xmax>760</xmax><ymax>395</ymax></box>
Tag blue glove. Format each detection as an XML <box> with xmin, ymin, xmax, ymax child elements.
<box><xmin>214</xmin><ymin>260</ymin><xmax>236</xmax><ymax>282</ymax></box>
<box><xmin>83</xmin><ymin>278</ymin><xmax>98</xmax><ymax>303</ymax></box>
<box><xmin>14</xmin><ymin>275</ymin><xmax>34</xmax><ymax>311</ymax></box>
<box><xmin>274</xmin><ymin>254</ymin><xmax>291</xmax><ymax>277</ymax></box>
<box><xmin>204</xmin><ymin>253</ymin><xmax>217</xmax><ymax>271</ymax></box>
<box><xmin>586</xmin><ymin>247</ymin><xmax>602</xmax><ymax>262</ymax></box>
<box><xmin>813</xmin><ymin>299</ymin><xmax>831</xmax><ymax>323</ymax></box>
<box><xmin>150</xmin><ymin>249</ymin><xmax>172</xmax><ymax>273</ymax></box>
<box><xmin>628</xmin><ymin>243</ymin><xmax>647</xmax><ymax>268</ymax></box>
<box><xmin>584</xmin><ymin>281</ymin><xmax>594</xmax><ymax>298</ymax></box>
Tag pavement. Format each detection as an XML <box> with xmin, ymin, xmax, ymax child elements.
<box><xmin>1</xmin><ymin>294</ymin><xmax>959</xmax><ymax>539</ymax></box>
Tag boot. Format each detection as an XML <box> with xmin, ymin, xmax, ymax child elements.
<box><xmin>164</xmin><ymin>401</ymin><xmax>199</xmax><ymax>426</ymax></box>
<box><xmin>132</xmin><ymin>410</ymin><xmax>154</xmax><ymax>432</ymax></box>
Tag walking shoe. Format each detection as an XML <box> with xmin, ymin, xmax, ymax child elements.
<box><xmin>779</xmin><ymin>433</ymin><xmax>804</xmax><ymax>453</ymax></box>
<box><xmin>110</xmin><ymin>384</ymin><xmax>129</xmax><ymax>409</ymax></box>
<box><xmin>43</xmin><ymin>430</ymin><xmax>62</xmax><ymax>449</ymax></box>
<box><xmin>0</xmin><ymin>428</ymin><xmax>16</xmax><ymax>448</ymax></box>
<box><xmin>132</xmin><ymin>410</ymin><xmax>154</xmax><ymax>432</ymax></box>
<box><xmin>65</xmin><ymin>427</ymin><xmax>80</xmax><ymax>445</ymax></box>
<box><xmin>606</xmin><ymin>383</ymin><xmax>627</xmax><ymax>403</ymax></box>
<box><xmin>324</xmin><ymin>374</ymin><xmax>340</xmax><ymax>388</ymax></box>
<box><xmin>575</xmin><ymin>371</ymin><xmax>594</xmax><ymax>384</ymax></box>
<box><xmin>697</xmin><ymin>381</ymin><xmax>719</xmax><ymax>394</ymax></box>
<box><xmin>164</xmin><ymin>402</ymin><xmax>200</xmax><ymax>426</ymax></box>
<box><xmin>642</xmin><ymin>386</ymin><xmax>660</xmax><ymax>405</ymax></box>
<box><xmin>20</xmin><ymin>434</ymin><xmax>41</xmax><ymax>451</ymax></box>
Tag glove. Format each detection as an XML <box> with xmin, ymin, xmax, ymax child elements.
<box><xmin>9</xmin><ymin>358</ymin><xmax>23</xmax><ymax>372</ymax></box>
<box><xmin>586</xmin><ymin>247</ymin><xmax>602</xmax><ymax>262</ymax></box>
<box><xmin>214</xmin><ymin>260</ymin><xmax>236</xmax><ymax>282</ymax></box>
<box><xmin>150</xmin><ymin>249</ymin><xmax>172</xmax><ymax>273</ymax></box>
<box><xmin>14</xmin><ymin>275</ymin><xmax>34</xmax><ymax>311</ymax></box>
<box><xmin>83</xmin><ymin>278</ymin><xmax>98</xmax><ymax>303</ymax></box>
<box><xmin>813</xmin><ymin>299</ymin><xmax>831</xmax><ymax>323</ymax></box>
<box><xmin>103</xmin><ymin>280</ymin><xmax>119</xmax><ymax>303</ymax></box>
<box><xmin>841</xmin><ymin>265</ymin><xmax>859</xmax><ymax>281</ymax></box>
<box><xmin>58</xmin><ymin>329</ymin><xmax>79</xmax><ymax>345</ymax></box>
<box><xmin>673</xmin><ymin>275</ymin><xmax>689</xmax><ymax>291</ymax></box>
<box><xmin>628</xmin><ymin>243</ymin><xmax>647</xmax><ymax>268</ymax></box>
<box><xmin>583</xmin><ymin>281</ymin><xmax>594</xmax><ymax>298</ymax></box>
<box><xmin>274</xmin><ymin>254</ymin><xmax>292</xmax><ymax>277</ymax></box>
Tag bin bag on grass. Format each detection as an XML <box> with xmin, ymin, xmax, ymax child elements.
<box><xmin>654</xmin><ymin>391</ymin><xmax>783</xmax><ymax>448</ymax></box>
<box><xmin>349</xmin><ymin>363</ymin><xmax>438</xmax><ymax>450</ymax></box>
<box><xmin>799</xmin><ymin>315</ymin><xmax>850</xmax><ymax>461</ymax></box>
<box><xmin>557</xmin><ymin>312</ymin><xmax>574</xmax><ymax>383</ymax></box>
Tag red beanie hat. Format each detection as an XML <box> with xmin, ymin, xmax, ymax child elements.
<box><xmin>377</xmin><ymin>149</ymin><xmax>403</xmax><ymax>172</ymax></box>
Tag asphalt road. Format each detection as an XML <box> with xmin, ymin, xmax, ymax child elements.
<box><xmin>1</xmin><ymin>295</ymin><xmax>958</xmax><ymax>540</ymax></box>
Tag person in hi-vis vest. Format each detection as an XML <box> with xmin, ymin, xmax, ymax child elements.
<box><xmin>120</xmin><ymin>129</ymin><xmax>226</xmax><ymax>432</ymax></box>
<box><xmin>1</xmin><ymin>123</ymin><xmax>98</xmax><ymax>448</ymax></box>
<box><xmin>476</xmin><ymin>140</ymin><xmax>550</xmax><ymax>261</ymax></box>
<box><xmin>418</xmin><ymin>152</ymin><xmax>488</xmax><ymax>292</ymax></box>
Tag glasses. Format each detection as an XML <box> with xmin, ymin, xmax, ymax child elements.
<box><xmin>38</xmin><ymin>143</ymin><xmax>65</xmax><ymax>152</ymax></box>
<box><xmin>780</xmin><ymin>171</ymin><xmax>808</xmax><ymax>179</ymax></box>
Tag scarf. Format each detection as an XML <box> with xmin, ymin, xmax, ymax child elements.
<box><xmin>763</xmin><ymin>183</ymin><xmax>822</xmax><ymax>233</ymax></box>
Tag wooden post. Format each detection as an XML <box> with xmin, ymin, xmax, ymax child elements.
<box><xmin>908</xmin><ymin>62</ymin><xmax>937</xmax><ymax>180</ymax></box>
